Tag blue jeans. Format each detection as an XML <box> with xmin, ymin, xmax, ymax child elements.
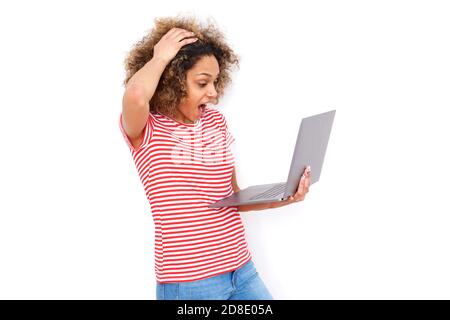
<box><xmin>156</xmin><ymin>260</ymin><xmax>273</xmax><ymax>300</ymax></box>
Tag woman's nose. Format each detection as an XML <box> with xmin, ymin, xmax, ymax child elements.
<box><xmin>207</xmin><ymin>85</ymin><xmax>217</xmax><ymax>98</ymax></box>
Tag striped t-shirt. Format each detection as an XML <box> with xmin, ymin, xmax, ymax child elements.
<box><xmin>119</xmin><ymin>106</ymin><xmax>252</xmax><ymax>283</ymax></box>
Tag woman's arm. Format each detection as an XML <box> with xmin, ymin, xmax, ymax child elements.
<box><xmin>237</xmin><ymin>201</ymin><xmax>286</xmax><ymax>212</ymax></box>
<box><xmin>122</xmin><ymin>29</ymin><xmax>198</xmax><ymax>148</ymax></box>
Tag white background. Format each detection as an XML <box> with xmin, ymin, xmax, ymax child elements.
<box><xmin>1</xmin><ymin>0</ymin><xmax>449</xmax><ymax>299</ymax></box>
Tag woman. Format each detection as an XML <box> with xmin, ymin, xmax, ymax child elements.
<box><xmin>119</xmin><ymin>16</ymin><xmax>311</xmax><ymax>300</ymax></box>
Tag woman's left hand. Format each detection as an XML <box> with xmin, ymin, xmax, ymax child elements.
<box><xmin>274</xmin><ymin>166</ymin><xmax>311</xmax><ymax>208</ymax></box>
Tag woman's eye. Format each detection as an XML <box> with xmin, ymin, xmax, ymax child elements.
<box><xmin>198</xmin><ymin>80</ymin><xmax>218</xmax><ymax>88</ymax></box>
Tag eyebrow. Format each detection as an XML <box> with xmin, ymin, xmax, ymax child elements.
<box><xmin>196</xmin><ymin>72</ymin><xmax>219</xmax><ymax>77</ymax></box>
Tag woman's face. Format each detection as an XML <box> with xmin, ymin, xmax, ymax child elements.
<box><xmin>176</xmin><ymin>55</ymin><xmax>220</xmax><ymax>123</ymax></box>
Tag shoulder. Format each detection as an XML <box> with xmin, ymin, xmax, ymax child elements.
<box><xmin>205</xmin><ymin>106</ymin><xmax>222</xmax><ymax>116</ymax></box>
<box><xmin>205</xmin><ymin>106</ymin><xmax>227</xmax><ymax>124</ymax></box>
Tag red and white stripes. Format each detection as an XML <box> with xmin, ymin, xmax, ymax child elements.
<box><xmin>119</xmin><ymin>107</ymin><xmax>251</xmax><ymax>283</ymax></box>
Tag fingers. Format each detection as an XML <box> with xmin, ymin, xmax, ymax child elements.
<box><xmin>164</xmin><ymin>27</ymin><xmax>186</xmax><ymax>38</ymax></box>
<box><xmin>290</xmin><ymin>176</ymin><xmax>305</xmax><ymax>201</ymax></box>
<box><xmin>167</xmin><ymin>28</ymin><xmax>196</xmax><ymax>42</ymax></box>
<box><xmin>167</xmin><ymin>29</ymin><xmax>197</xmax><ymax>48</ymax></box>
<box><xmin>179</xmin><ymin>37</ymin><xmax>198</xmax><ymax>46</ymax></box>
<box><xmin>303</xmin><ymin>166</ymin><xmax>311</xmax><ymax>194</ymax></box>
<box><xmin>154</xmin><ymin>28</ymin><xmax>197</xmax><ymax>64</ymax></box>
<box><xmin>288</xmin><ymin>166</ymin><xmax>311</xmax><ymax>203</ymax></box>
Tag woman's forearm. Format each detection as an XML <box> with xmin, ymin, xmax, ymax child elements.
<box><xmin>237</xmin><ymin>200</ymin><xmax>285</xmax><ymax>212</ymax></box>
<box><xmin>126</xmin><ymin>56</ymin><xmax>168</xmax><ymax>102</ymax></box>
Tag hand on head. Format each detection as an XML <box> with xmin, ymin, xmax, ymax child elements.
<box><xmin>153</xmin><ymin>28</ymin><xmax>198</xmax><ymax>65</ymax></box>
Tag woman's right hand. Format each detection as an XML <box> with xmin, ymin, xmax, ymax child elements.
<box><xmin>153</xmin><ymin>28</ymin><xmax>198</xmax><ymax>65</ymax></box>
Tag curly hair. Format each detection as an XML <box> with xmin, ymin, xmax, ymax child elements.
<box><xmin>123</xmin><ymin>16</ymin><xmax>240</xmax><ymax>118</ymax></box>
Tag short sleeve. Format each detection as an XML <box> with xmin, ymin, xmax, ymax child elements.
<box><xmin>119</xmin><ymin>112</ymin><xmax>153</xmax><ymax>152</ymax></box>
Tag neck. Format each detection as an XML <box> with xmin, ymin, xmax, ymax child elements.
<box><xmin>175</xmin><ymin>114</ymin><xmax>194</xmax><ymax>124</ymax></box>
<box><xmin>165</xmin><ymin>108</ymin><xmax>195</xmax><ymax>124</ymax></box>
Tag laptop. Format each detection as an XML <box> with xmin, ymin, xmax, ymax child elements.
<box><xmin>208</xmin><ymin>110</ymin><xmax>336</xmax><ymax>208</ymax></box>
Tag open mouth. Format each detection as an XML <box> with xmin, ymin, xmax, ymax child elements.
<box><xmin>198</xmin><ymin>104</ymin><xmax>206</xmax><ymax>115</ymax></box>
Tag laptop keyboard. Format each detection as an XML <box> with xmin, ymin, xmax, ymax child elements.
<box><xmin>249</xmin><ymin>183</ymin><xmax>286</xmax><ymax>200</ymax></box>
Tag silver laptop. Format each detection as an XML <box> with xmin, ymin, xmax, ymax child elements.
<box><xmin>208</xmin><ymin>110</ymin><xmax>336</xmax><ymax>208</ymax></box>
